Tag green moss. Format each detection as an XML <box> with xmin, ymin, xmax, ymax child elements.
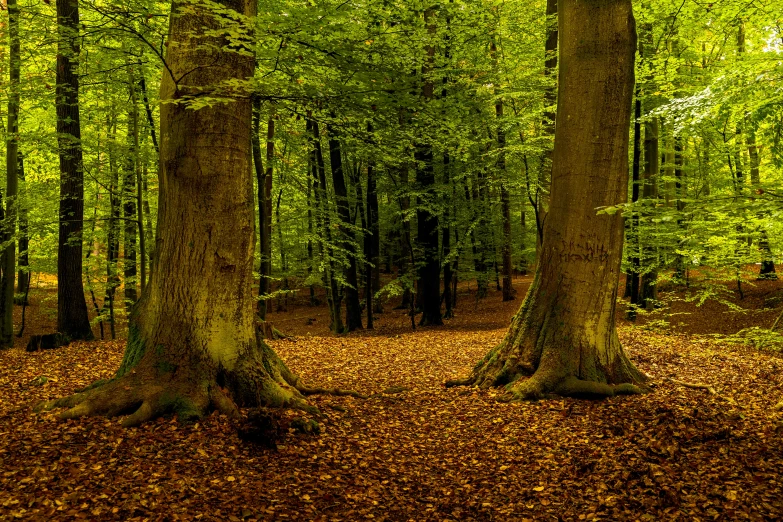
<box><xmin>116</xmin><ymin>325</ymin><xmax>146</xmax><ymax>378</ymax></box>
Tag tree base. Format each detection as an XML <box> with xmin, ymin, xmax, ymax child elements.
<box><xmin>446</xmin><ymin>371</ymin><xmax>646</xmax><ymax>401</ymax></box>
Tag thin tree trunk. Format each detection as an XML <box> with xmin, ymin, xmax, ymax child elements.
<box><xmin>17</xmin><ymin>153</ymin><xmax>29</xmax><ymax>298</ymax></box>
<box><xmin>627</xmin><ymin>88</ymin><xmax>642</xmax><ymax>320</ymax></box>
<box><xmin>673</xmin><ymin>137</ymin><xmax>686</xmax><ymax>282</ymax></box>
<box><xmin>131</xmin><ymin>70</ymin><xmax>146</xmax><ymax>294</ymax></box>
<box><xmin>490</xmin><ymin>38</ymin><xmax>514</xmax><ymax>302</ymax></box>
<box><xmin>328</xmin><ymin>124</ymin><xmax>362</xmax><ymax>331</ymax></box>
<box><xmin>306</xmin><ymin>145</ymin><xmax>317</xmax><ymax>306</ymax></box>
<box><xmin>123</xmin><ymin>75</ymin><xmax>139</xmax><ymax>310</ymax></box>
<box><xmin>2</xmin><ymin>0</ymin><xmax>21</xmax><ymax>347</ymax></box>
<box><xmin>56</xmin><ymin>0</ymin><xmax>92</xmax><ymax>340</ymax></box>
<box><xmin>367</xmin><ymin>143</ymin><xmax>382</xmax><ymax>316</ymax></box>
<box><xmin>310</xmin><ymin>119</ymin><xmax>343</xmax><ymax>333</ymax></box>
<box><xmin>536</xmin><ymin>0</ymin><xmax>558</xmax><ymax>251</ymax></box>
<box><xmin>103</xmin><ymin>113</ymin><xmax>119</xmax><ymax>340</ymax></box>
<box><xmin>442</xmin><ymin>152</ymin><xmax>454</xmax><ymax>318</ymax></box>
<box><xmin>748</xmin><ymin>128</ymin><xmax>776</xmax><ymax>278</ymax></box>
<box><xmin>640</xmin><ymin>116</ymin><xmax>659</xmax><ymax>310</ymax></box>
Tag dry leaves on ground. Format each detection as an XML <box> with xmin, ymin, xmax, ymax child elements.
<box><xmin>1</xmin><ymin>278</ymin><xmax>782</xmax><ymax>521</ymax></box>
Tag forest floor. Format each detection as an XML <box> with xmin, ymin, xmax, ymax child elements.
<box><xmin>1</xmin><ymin>272</ymin><xmax>783</xmax><ymax>521</ymax></box>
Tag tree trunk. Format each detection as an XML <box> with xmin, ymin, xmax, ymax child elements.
<box><xmin>39</xmin><ymin>0</ymin><xmax>318</xmax><ymax>426</ymax></box>
<box><xmin>442</xmin><ymin>152</ymin><xmax>454</xmax><ymax>318</ymax></box>
<box><xmin>396</xmin><ymin>166</ymin><xmax>413</xmax><ymax>310</ymax></box>
<box><xmin>310</xmin><ymin>119</ymin><xmax>343</xmax><ymax>333</ymax></box>
<box><xmin>123</xmin><ymin>74</ymin><xmax>139</xmax><ymax>309</ymax></box>
<box><xmin>448</xmin><ymin>0</ymin><xmax>646</xmax><ymax>399</ymax></box>
<box><xmin>749</xmin><ymin>128</ymin><xmax>776</xmax><ymax>279</ymax></box>
<box><xmin>536</xmin><ymin>0</ymin><xmax>558</xmax><ymax>251</ymax></box>
<box><xmin>366</xmin><ymin>134</ymin><xmax>381</xmax><ymax>326</ymax></box>
<box><xmin>328</xmin><ymin>125</ymin><xmax>362</xmax><ymax>331</ymax></box>
<box><xmin>673</xmin><ymin>137</ymin><xmax>686</xmax><ymax>282</ymax></box>
<box><xmin>640</xmin><ymin>116</ymin><xmax>659</xmax><ymax>309</ymax></box>
<box><xmin>627</xmin><ymin>89</ymin><xmax>642</xmax><ymax>320</ymax></box>
<box><xmin>490</xmin><ymin>39</ymin><xmax>514</xmax><ymax>303</ymax></box>
<box><xmin>2</xmin><ymin>0</ymin><xmax>21</xmax><ymax>347</ymax></box>
<box><xmin>103</xmin><ymin>114</ymin><xmax>119</xmax><ymax>339</ymax></box>
<box><xmin>17</xmin><ymin>153</ymin><xmax>30</xmax><ymax>298</ymax></box>
<box><xmin>255</xmin><ymin>112</ymin><xmax>274</xmax><ymax>321</ymax></box>
<box><xmin>305</xmin><ymin>141</ymin><xmax>317</xmax><ymax>306</ymax></box>
<box><xmin>55</xmin><ymin>0</ymin><xmax>93</xmax><ymax>340</ymax></box>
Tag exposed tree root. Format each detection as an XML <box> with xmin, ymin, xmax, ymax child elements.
<box><xmin>448</xmin><ymin>369</ymin><xmax>646</xmax><ymax>402</ymax></box>
<box><xmin>36</xmin><ymin>340</ymin><xmax>323</xmax><ymax>425</ymax></box>
<box><xmin>34</xmin><ymin>374</ymin><xmax>240</xmax><ymax>428</ymax></box>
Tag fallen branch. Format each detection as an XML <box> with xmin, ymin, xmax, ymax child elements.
<box><xmin>667</xmin><ymin>378</ymin><xmax>716</xmax><ymax>395</ymax></box>
<box><xmin>666</xmin><ymin>378</ymin><xmax>739</xmax><ymax>406</ymax></box>
<box><xmin>296</xmin><ymin>386</ymin><xmax>368</xmax><ymax>400</ymax></box>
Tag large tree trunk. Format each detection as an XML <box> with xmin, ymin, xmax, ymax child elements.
<box><xmin>55</xmin><ymin>0</ymin><xmax>93</xmax><ymax>340</ymax></box>
<box><xmin>1</xmin><ymin>0</ymin><xmax>21</xmax><ymax>348</ymax></box>
<box><xmin>448</xmin><ymin>0</ymin><xmax>646</xmax><ymax>399</ymax></box>
<box><xmin>38</xmin><ymin>0</ymin><xmax>320</xmax><ymax>426</ymax></box>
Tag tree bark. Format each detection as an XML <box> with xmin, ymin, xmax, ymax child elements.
<box><xmin>748</xmin><ymin>128</ymin><xmax>776</xmax><ymax>279</ymax></box>
<box><xmin>413</xmin><ymin>8</ymin><xmax>442</xmax><ymax>326</ymax></box>
<box><xmin>103</xmin><ymin>114</ymin><xmax>120</xmax><ymax>339</ymax></box>
<box><xmin>309</xmin><ymin>119</ymin><xmax>343</xmax><ymax>333</ymax></box>
<box><xmin>448</xmin><ymin>0</ymin><xmax>646</xmax><ymax>399</ymax></box>
<box><xmin>536</xmin><ymin>0</ymin><xmax>558</xmax><ymax>251</ymax></box>
<box><xmin>2</xmin><ymin>0</ymin><xmax>21</xmax><ymax>347</ymax></box>
<box><xmin>366</xmin><ymin>130</ymin><xmax>381</xmax><ymax>326</ymax></box>
<box><xmin>55</xmin><ymin>0</ymin><xmax>93</xmax><ymax>340</ymax></box>
<box><xmin>17</xmin><ymin>153</ymin><xmax>30</xmax><ymax>298</ymax></box>
<box><xmin>123</xmin><ymin>74</ymin><xmax>139</xmax><ymax>309</ymax></box>
<box><xmin>39</xmin><ymin>0</ymin><xmax>318</xmax><ymax>426</ymax></box>
<box><xmin>490</xmin><ymin>38</ymin><xmax>514</xmax><ymax>302</ymax></box>
<box><xmin>640</xmin><ymin>116</ymin><xmax>659</xmax><ymax>309</ymax></box>
<box><xmin>328</xmin><ymin>125</ymin><xmax>362</xmax><ymax>331</ymax></box>
<box><xmin>626</xmin><ymin>88</ymin><xmax>642</xmax><ymax>320</ymax></box>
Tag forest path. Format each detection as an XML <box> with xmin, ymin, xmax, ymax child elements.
<box><xmin>1</xmin><ymin>280</ymin><xmax>782</xmax><ymax>520</ymax></box>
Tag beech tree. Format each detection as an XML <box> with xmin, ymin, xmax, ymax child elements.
<box><xmin>38</xmin><ymin>0</ymin><xmax>324</xmax><ymax>425</ymax></box>
<box><xmin>448</xmin><ymin>0</ymin><xmax>647</xmax><ymax>398</ymax></box>
<box><xmin>55</xmin><ymin>0</ymin><xmax>93</xmax><ymax>341</ymax></box>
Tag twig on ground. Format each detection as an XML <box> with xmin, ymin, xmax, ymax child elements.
<box><xmin>666</xmin><ymin>377</ymin><xmax>739</xmax><ymax>406</ymax></box>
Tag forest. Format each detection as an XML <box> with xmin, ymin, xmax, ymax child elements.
<box><xmin>1</xmin><ymin>0</ymin><xmax>782</xmax><ymax>519</ymax></box>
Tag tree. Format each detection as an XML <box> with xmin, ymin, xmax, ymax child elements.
<box><xmin>55</xmin><ymin>0</ymin><xmax>93</xmax><ymax>341</ymax></box>
<box><xmin>1</xmin><ymin>0</ymin><xmax>21</xmax><ymax>348</ymax></box>
<box><xmin>448</xmin><ymin>0</ymin><xmax>647</xmax><ymax>399</ymax></box>
<box><xmin>38</xmin><ymin>0</ymin><xmax>320</xmax><ymax>425</ymax></box>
